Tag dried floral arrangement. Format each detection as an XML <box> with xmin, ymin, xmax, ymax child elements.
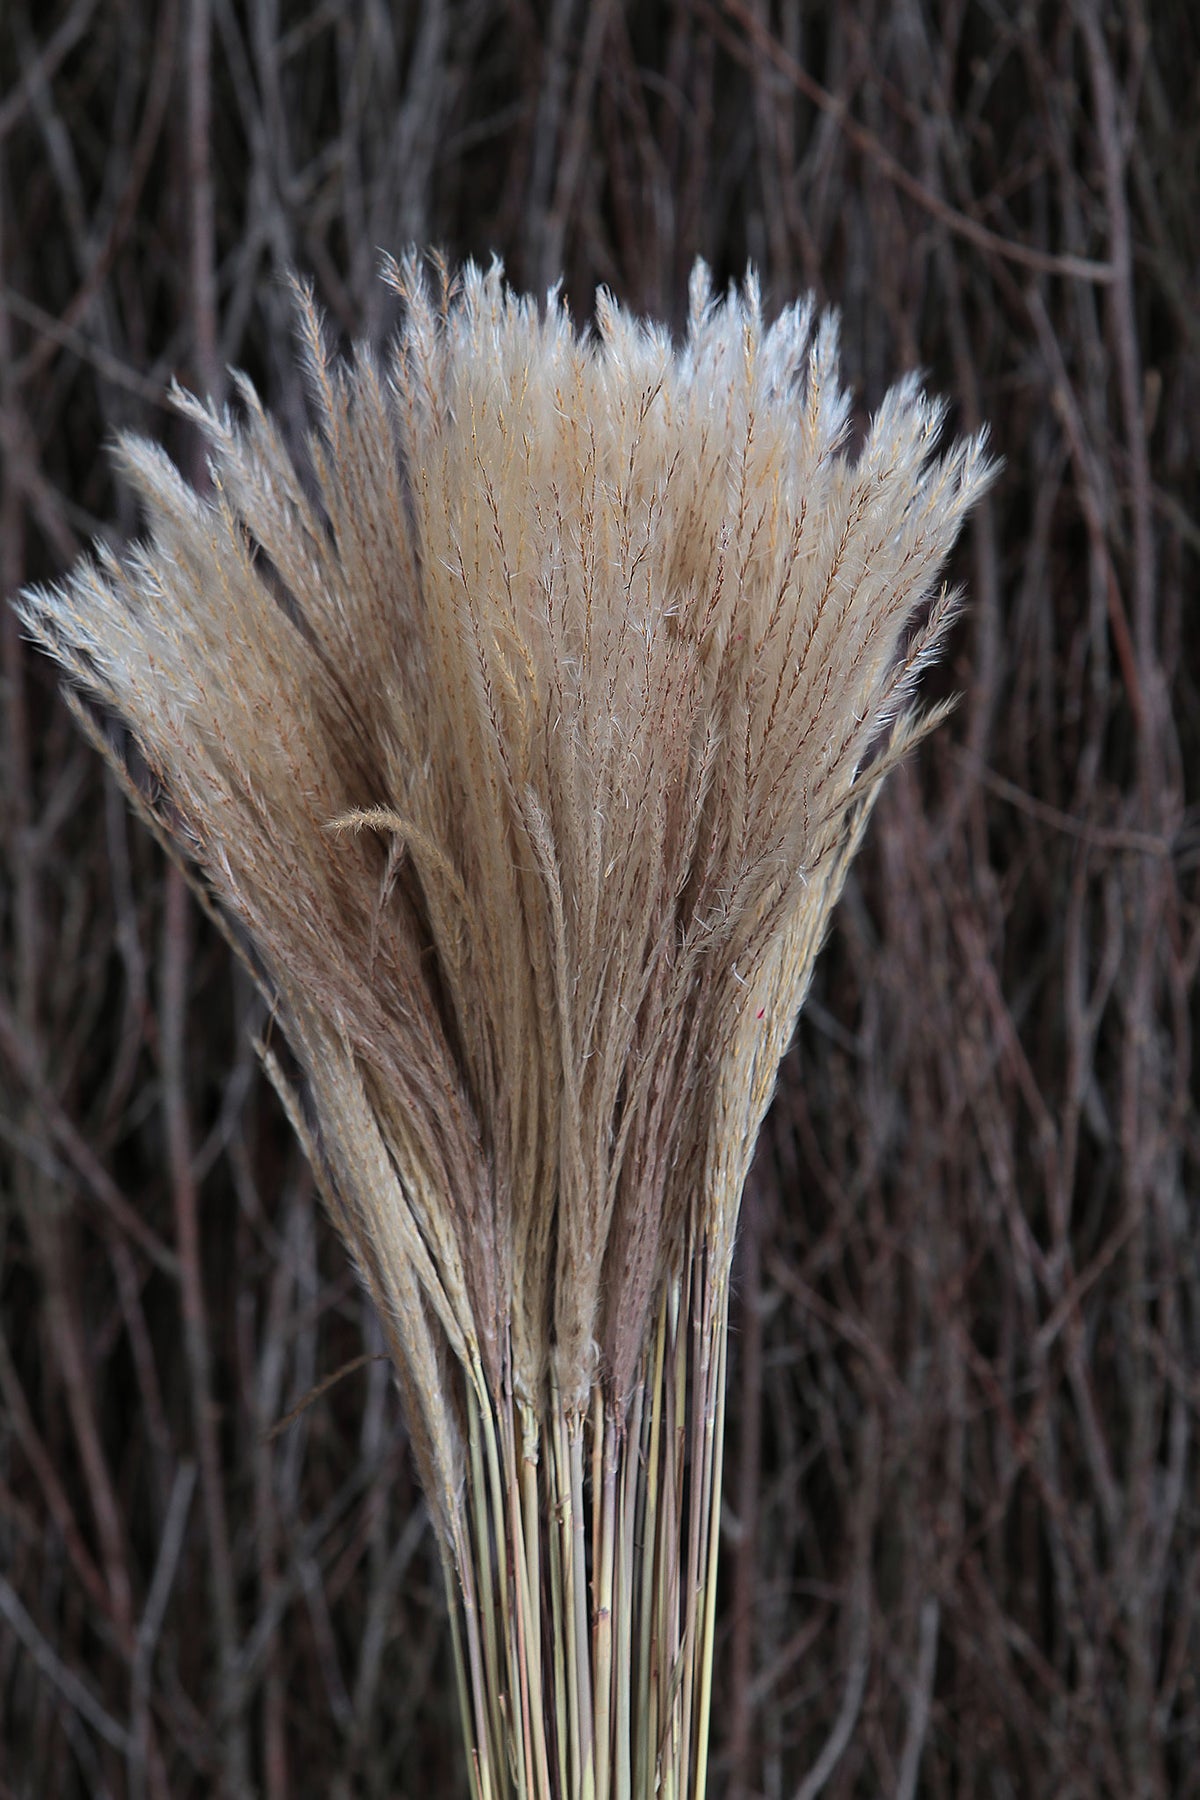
<box><xmin>18</xmin><ymin>254</ymin><xmax>993</xmax><ymax>1800</ymax></box>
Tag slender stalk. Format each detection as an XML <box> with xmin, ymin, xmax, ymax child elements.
<box><xmin>442</xmin><ymin>1253</ymin><xmax>736</xmax><ymax>1799</ymax></box>
<box><xmin>694</xmin><ymin>1280</ymin><xmax>732</xmax><ymax>1800</ymax></box>
<box><xmin>519</xmin><ymin>1402</ymin><xmax>553</xmax><ymax>1800</ymax></box>
<box><xmin>678</xmin><ymin>1257</ymin><xmax>708</xmax><ymax>1795</ymax></box>
<box><xmin>552</xmin><ymin>1393</ymin><xmax>584</xmax><ymax>1800</ymax></box>
<box><xmin>593</xmin><ymin>1404</ymin><xmax>617</xmax><ymax>1800</ymax></box>
<box><xmin>637</xmin><ymin>1293</ymin><xmax>668</xmax><ymax>1800</ymax></box>
<box><xmin>467</xmin><ymin>1395</ymin><xmax>506</xmax><ymax>1789</ymax></box>
<box><xmin>615</xmin><ymin>1381</ymin><xmax>643</xmax><ymax>1800</ymax></box>
<box><xmin>447</xmin><ymin>1564</ymin><xmax>485</xmax><ymax>1800</ymax></box>
<box><xmin>547</xmin><ymin>1456</ymin><xmax>571</xmax><ymax>1800</ymax></box>
<box><xmin>569</xmin><ymin>1414</ymin><xmax>596</xmax><ymax>1800</ymax></box>
<box><xmin>454</xmin><ymin>1514</ymin><xmax>499</xmax><ymax>1800</ymax></box>
<box><xmin>506</xmin><ymin>1408</ymin><xmax>537</xmax><ymax>1800</ymax></box>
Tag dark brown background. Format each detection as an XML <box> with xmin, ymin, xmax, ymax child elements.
<box><xmin>1</xmin><ymin>2</ymin><xmax>1197</xmax><ymax>1795</ymax></box>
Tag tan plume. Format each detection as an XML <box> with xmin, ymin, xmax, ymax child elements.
<box><xmin>18</xmin><ymin>252</ymin><xmax>995</xmax><ymax>1800</ymax></box>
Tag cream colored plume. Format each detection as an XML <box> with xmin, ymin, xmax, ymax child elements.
<box><xmin>18</xmin><ymin>253</ymin><xmax>993</xmax><ymax>1798</ymax></box>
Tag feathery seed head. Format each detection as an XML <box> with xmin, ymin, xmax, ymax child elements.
<box><xmin>18</xmin><ymin>254</ymin><xmax>994</xmax><ymax>1493</ymax></box>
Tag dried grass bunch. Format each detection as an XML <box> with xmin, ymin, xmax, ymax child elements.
<box><xmin>19</xmin><ymin>254</ymin><xmax>993</xmax><ymax>1799</ymax></box>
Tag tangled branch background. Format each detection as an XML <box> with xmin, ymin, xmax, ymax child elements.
<box><xmin>1</xmin><ymin>3</ymin><xmax>1196</xmax><ymax>1797</ymax></box>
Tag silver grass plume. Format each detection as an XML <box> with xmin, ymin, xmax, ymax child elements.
<box><xmin>18</xmin><ymin>253</ymin><xmax>995</xmax><ymax>1800</ymax></box>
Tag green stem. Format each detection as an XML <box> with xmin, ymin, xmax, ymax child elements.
<box><xmin>443</xmin><ymin>1249</ymin><xmax>732</xmax><ymax>1800</ymax></box>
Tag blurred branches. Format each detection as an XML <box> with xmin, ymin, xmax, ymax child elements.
<box><xmin>1</xmin><ymin>1</ymin><xmax>1197</xmax><ymax>1795</ymax></box>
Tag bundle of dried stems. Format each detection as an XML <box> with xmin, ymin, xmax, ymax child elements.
<box><xmin>18</xmin><ymin>254</ymin><xmax>992</xmax><ymax>1800</ymax></box>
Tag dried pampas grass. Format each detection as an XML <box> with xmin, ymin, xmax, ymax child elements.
<box><xmin>18</xmin><ymin>252</ymin><xmax>994</xmax><ymax>1799</ymax></box>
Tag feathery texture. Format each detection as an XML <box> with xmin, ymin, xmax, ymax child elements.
<box><xmin>18</xmin><ymin>254</ymin><xmax>994</xmax><ymax>1798</ymax></box>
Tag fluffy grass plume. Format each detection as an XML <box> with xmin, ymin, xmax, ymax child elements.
<box><xmin>18</xmin><ymin>253</ymin><xmax>994</xmax><ymax>1799</ymax></box>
